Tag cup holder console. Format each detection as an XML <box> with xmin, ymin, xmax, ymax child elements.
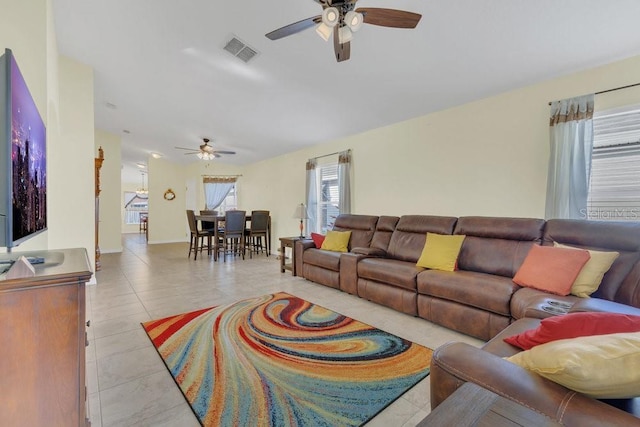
<box><xmin>540</xmin><ymin>300</ymin><xmax>572</xmax><ymax>315</ymax></box>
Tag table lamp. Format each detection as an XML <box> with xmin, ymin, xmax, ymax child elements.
<box><xmin>293</xmin><ymin>203</ymin><xmax>308</xmax><ymax>238</ymax></box>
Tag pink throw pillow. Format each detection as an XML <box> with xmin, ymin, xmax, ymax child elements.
<box><xmin>512</xmin><ymin>245</ymin><xmax>590</xmax><ymax>296</ymax></box>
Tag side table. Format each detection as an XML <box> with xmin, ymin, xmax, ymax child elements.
<box><xmin>279</xmin><ymin>236</ymin><xmax>301</xmax><ymax>275</ymax></box>
<box><xmin>418</xmin><ymin>382</ymin><xmax>561</xmax><ymax>426</ymax></box>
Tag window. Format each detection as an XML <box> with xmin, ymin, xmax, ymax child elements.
<box><xmin>318</xmin><ymin>163</ymin><xmax>340</xmax><ymax>233</ymax></box>
<box><xmin>217</xmin><ymin>184</ymin><xmax>238</xmax><ymax>213</ymax></box>
<box><xmin>124</xmin><ymin>192</ymin><xmax>148</xmax><ymax>224</ymax></box>
<box><xmin>306</xmin><ymin>150</ymin><xmax>351</xmax><ymax>234</ymax></box>
<box><xmin>203</xmin><ymin>177</ymin><xmax>238</xmax><ymax>213</ymax></box>
<box><xmin>587</xmin><ymin>105</ymin><xmax>640</xmax><ymax>221</ymax></box>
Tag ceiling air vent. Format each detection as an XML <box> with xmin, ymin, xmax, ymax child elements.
<box><xmin>223</xmin><ymin>36</ymin><xmax>259</xmax><ymax>63</ymax></box>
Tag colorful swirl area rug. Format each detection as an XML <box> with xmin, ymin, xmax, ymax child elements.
<box><xmin>142</xmin><ymin>292</ymin><xmax>432</xmax><ymax>426</ymax></box>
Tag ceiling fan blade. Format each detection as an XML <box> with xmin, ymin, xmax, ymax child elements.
<box><xmin>266</xmin><ymin>16</ymin><xmax>322</xmax><ymax>40</ymax></box>
<box><xmin>333</xmin><ymin>26</ymin><xmax>351</xmax><ymax>62</ymax></box>
<box><xmin>183</xmin><ymin>152</ymin><xmax>197</xmax><ymax>155</ymax></box>
<box><xmin>355</xmin><ymin>8</ymin><xmax>422</xmax><ymax>29</ymax></box>
<box><xmin>175</xmin><ymin>146</ymin><xmax>198</xmax><ymax>151</ymax></box>
<box><xmin>213</xmin><ymin>150</ymin><xmax>236</xmax><ymax>155</ymax></box>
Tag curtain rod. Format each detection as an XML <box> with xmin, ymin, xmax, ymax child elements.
<box><xmin>309</xmin><ymin>149</ymin><xmax>351</xmax><ymax>161</ymax></box>
<box><xmin>548</xmin><ymin>82</ymin><xmax>640</xmax><ymax>105</ymax></box>
<box><xmin>201</xmin><ymin>174</ymin><xmax>242</xmax><ymax>177</ymax></box>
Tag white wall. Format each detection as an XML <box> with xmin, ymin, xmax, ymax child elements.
<box><xmin>95</xmin><ymin>130</ymin><xmax>122</xmax><ymax>253</ymax></box>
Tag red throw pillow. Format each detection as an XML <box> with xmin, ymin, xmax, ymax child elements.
<box><xmin>504</xmin><ymin>312</ymin><xmax>640</xmax><ymax>350</ymax></box>
<box><xmin>311</xmin><ymin>232</ymin><xmax>325</xmax><ymax>249</ymax></box>
<box><xmin>512</xmin><ymin>245</ymin><xmax>591</xmax><ymax>296</ymax></box>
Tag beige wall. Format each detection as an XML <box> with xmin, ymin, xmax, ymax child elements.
<box><xmin>0</xmin><ymin>0</ymin><xmax>49</xmax><ymax>252</ymax></box>
<box><xmin>48</xmin><ymin>55</ymin><xmax>95</xmax><ymax>269</ymax></box>
<box><xmin>1</xmin><ymin>0</ymin><xmax>95</xmax><ymax>274</ymax></box>
<box><xmin>95</xmin><ymin>130</ymin><xmax>122</xmax><ymax>253</ymax></box>
<box><xmin>236</xmin><ymin>55</ymin><xmax>640</xmax><ymax>247</ymax></box>
<box><xmin>148</xmin><ymin>157</ymin><xmax>190</xmax><ymax>243</ymax></box>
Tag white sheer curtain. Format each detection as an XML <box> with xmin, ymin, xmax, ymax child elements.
<box><xmin>203</xmin><ymin>177</ymin><xmax>236</xmax><ymax>210</ymax></box>
<box><xmin>338</xmin><ymin>150</ymin><xmax>351</xmax><ymax>215</ymax></box>
<box><xmin>305</xmin><ymin>159</ymin><xmax>318</xmax><ymax>234</ymax></box>
<box><xmin>545</xmin><ymin>94</ymin><xmax>595</xmax><ymax>219</ymax></box>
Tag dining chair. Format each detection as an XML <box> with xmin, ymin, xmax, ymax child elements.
<box><xmin>199</xmin><ymin>210</ymin><xmax>218</xmax><ymax>232</ymax></box>
<box><xmin>217</xmin><ymin>210</ymin><xmax>246</xmax><ymax>262</ymax></box>
<box><xmin>186</xmin><ymin>209</ymin><xmax>214</xmax><ymax>260</ymax></box>
<box><xmin>246</xmin><ymin>210</ymin><xmax>270</xmax><ymax>258</ymax></box>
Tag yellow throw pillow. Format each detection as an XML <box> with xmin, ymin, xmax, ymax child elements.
<box><xmin>506</xmin><ymin>332</ymin><xmax>640</xmax><ymax>399</ymax></box>
<box><xmin>416</xmin><ymin>233</ymin><xmax>466</xmax><ymax>271</ymax></box>
<box><xmin>320</xmin><ymin>230</ymin><xmax>351</xmax><ymax>252</ymax></box>
<box><xmin>554</xmin><ymin>242</ymin><xmax>619</xmax><ymax>298</ymax></box>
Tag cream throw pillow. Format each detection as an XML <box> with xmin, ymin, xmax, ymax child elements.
<box><xmin>554</xmin><ymin>242</ymin><xmax>619</xmax><ymax>297</ymax></box>
<box><xmin>506</xmin><ymin>332</ymin><xmax>640</xmax><ymax>399</ymax></box>
<box><xmin>416</xmin><ymin>233</ymin><xmax>465</xmax><ymax>271</ymax></box>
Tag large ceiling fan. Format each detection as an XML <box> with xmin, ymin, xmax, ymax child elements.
<box><xmin>265</xmin><ymin>0</ymin><xmax>421</xmax><ymax>62</ymax></box>
<box><xmin>174</xmin><ymin>138</ymin><xmax>236</xmax><ymax>160</ymax></box>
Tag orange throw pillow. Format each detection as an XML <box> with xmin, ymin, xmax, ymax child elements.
<box><xmin>512</xmin><ymin>245</ymin><xmax>590</xmax><ymax>296</ymax></box>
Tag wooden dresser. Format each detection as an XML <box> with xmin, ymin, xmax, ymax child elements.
<box><xmin>0</xmin><ymin>248</ymin><xmax>93</xmax><ymax>426</ymax></box>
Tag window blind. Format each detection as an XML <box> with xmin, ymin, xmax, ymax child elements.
<box><xmin>587</xmin><ymin>107</ymin><xmax>640</xmax><ymax>221</ymax></box>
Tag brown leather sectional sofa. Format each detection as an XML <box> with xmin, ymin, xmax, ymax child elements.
<box><xmin>295</xmin><ymin>214</ymin><xmax>640</xmax><ymax>424</ymax></box>
<box><xmin>296</xmin><ymin>214</ymin><xmax>640</xmax><ymax>339</ymax></box>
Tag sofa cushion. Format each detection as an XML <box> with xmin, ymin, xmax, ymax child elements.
<box><xmin>386</xmin><ymin>215</ymin><xmax>458</xmax><ymax>263</ymax></box>
<box><xmin>454</xmin><ymin>217</ymin><xmax>546</xmax><ymax>277</ymax></box>
<box><xmin>416</xmin><ymin>233</ymin><xmax>465</xmax><ymax>271</ymax></box>
<box><xmin>358</xmin><ymin>258</ymin><xmax>423</xmax><ymax>291</ymax></box>
<box><xmin>332</xmin><ymin>214</ymin><xmax>378</xmax><ymax>249</ymax></box>
<box><xmin>369</xmin><ymin>216</ymin><xmax>399</xmax><ymax>253</ymax></box>
<box><xmin>506</xmin><ymin>332</ymin><xmax>640</xmax><ymax>399</ymax></box>
<box><xmin>321</xmin><ymin>230</ymin><xmax>351</xmax><ymax>252</ymax></box>
<box><xmin>303</xmin><ymin>248</ymin><xmax>341</xmax><ymax>271</ymax></box>
<box><xmin>504</xmin><ymin>312</ymin><xmax>640</xmax><ymax>350</ymax></box>
<box><xmin>417</xmin><ymin>270</ymin><xmax>519</xmax><ymax>316</ymax></box>
<box><xmin>554</xmin><ymin>242</ymin><xmax>620</xmax><ymax>297</ymax></box>
<box><xmin>513</xmin><ymin>245</ymin><xmax>591</xmax><ymax>296</ymax></box>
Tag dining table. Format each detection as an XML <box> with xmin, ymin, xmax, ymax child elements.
<box><xmin>195</xmin><ymin>213</ymin><xmax>271</xmax><ymax>260</ymax></box>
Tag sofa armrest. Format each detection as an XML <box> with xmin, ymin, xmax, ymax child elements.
<box><xmin>340</xmin><ymin>252</ymin><xmax>368</xmax><ymax>295</ymax></box>
<box><xmin>430</xmin><ymin>342</ymin><xmax>640</xmax><ymax>426</ymax></box>
<box><xmin>351</xmin><ymin>247</ymin><xmax>386</xmax><ymax>257</ymax></box>
<box><xmin>569</xmin><ymin>298</ymin><xmax>640</xmax><ymax>316</ymax></box>
<box><xmin>295</xmin><ymin>239</ymin><xmax>315</xmax><ymax>276</ymax></box>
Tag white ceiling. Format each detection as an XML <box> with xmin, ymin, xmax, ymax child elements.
<box><xmin>52</xmin><ymin>0</ymin><xmax>640</xmax><ymax>182</ymax></box>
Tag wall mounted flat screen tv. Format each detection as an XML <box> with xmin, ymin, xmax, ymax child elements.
<box><xmin>0</xmin><ymin>48</ymin><xmax>47</xmax><ymax>249</ymax></box>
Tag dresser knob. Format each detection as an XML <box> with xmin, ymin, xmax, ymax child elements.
<box><xmin>86</xmin><ymin>320</ymin><xmax>91</xmax><ymax>327</ymax></box>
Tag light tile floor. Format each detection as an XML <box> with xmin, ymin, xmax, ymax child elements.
<box><xmin>87</xmin><ymin>233</ymin><xmax>483</xmax><ymax>426</ymax></box>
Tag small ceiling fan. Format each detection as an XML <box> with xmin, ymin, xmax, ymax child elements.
<box><xmin>174</xmin><ymin>138</ymin><xmax>236</xmax><ymax>160</ymax></box>
<box><xmin>265</xmin><ymin>0</ymin><xmax>422</xmax><ymax>62</ymax></box>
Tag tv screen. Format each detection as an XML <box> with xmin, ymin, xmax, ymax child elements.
<box><xmin>0</xmin><ymin>48</ymin><xmax>47</xmax><ymax>248</ymax></box>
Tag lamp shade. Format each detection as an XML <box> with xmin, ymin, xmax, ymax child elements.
<box><xmin>293</xmin><ymin>203</ymin><xmax>308</xmax><ymax>219</ymax></box>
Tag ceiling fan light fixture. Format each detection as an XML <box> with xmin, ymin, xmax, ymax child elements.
<box><xmin>345</xmin><ymin>11</ymin><xmax>363</xmax><ymax>31</ymax></box>
<box><xmin>316</xmin><ymin>23</ymin><xmax>333</xmax><ymax>41</ymax></box>
<box><xmin>322</xmin><ymin>7</ymin><xmax>339</xmax><ymax>27</ymax></box>
<box><xmin>338</xmin><ymin>26</ymin><xmax>353</xmax><ymax>44</ymax></box>
<box><xmin>197</xmin><ymin>151</ymin><xmax>215</xmax><ymax>161</ymax></box>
